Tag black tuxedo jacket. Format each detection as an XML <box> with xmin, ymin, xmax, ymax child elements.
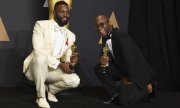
<box><xmin>103</xmin><ymin>28</ymin><xmax>154</xmax><ymax>88</ymax></box>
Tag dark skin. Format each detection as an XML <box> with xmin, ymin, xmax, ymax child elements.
<box><xmin>54</xmin><ymin>4</ymin><xmax>78</xmax><ymax>73</ymax></box>
<box><xmin>95</xmin><ymin>15</ymin><xmax>112</xmax><ymax>66</ymax></box>
<box><xmin>54</xmin><ymin>4</ymin><xmax>70</xmax><ymax>26</ymax></box>
<box><xmin>95</xmin><ymin>15</ymin><xmax>152</xmax><ymax>92</ymax></box>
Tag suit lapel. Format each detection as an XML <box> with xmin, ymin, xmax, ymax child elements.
<box><xmin>49</xmin><ymin>20</ymin><xmax>55</xmax><ymax>55</ymax></box>
<box><xmin>111</xmin><ymin>29</ymin><xmax>118</xmax><ymax>63</ymax></box>
<box><xmin>111</xmin><ymin>29</ymin><xmax>115</xmax><ymax>56</ymax></box>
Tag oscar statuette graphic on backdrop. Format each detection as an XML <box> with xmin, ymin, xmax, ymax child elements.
<box><xmin>0</xmin><ymin>17</ymin><xmax>9</xmax><ymax>41</ymax></box>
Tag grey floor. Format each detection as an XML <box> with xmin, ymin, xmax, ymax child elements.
<box><xmin>0</xmin><ymin>86</ymin><xmax>180</xmax><ymax>108</ymax></box>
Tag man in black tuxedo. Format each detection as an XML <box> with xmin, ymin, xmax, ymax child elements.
<box><xmin>94</xmin><ymin>15</ymin><xmax>156</xmax><ymax>106</ymax></box>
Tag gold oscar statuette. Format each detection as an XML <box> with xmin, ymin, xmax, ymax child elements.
<box><xmin>70</xmin><ymin>42</ymin><xmax>78</xmax><ymax>72</ymax></box>
<box><xmin>100</xmin><ymin>44</ymin><xmax>109</xmax><ymax>74</ymax></box>
<box><xmin>101</xmin><ymin>44</ymin><xmax>109</xmax><ymax>67</ymax></box>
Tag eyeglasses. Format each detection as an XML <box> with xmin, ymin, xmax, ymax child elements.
<box><xmin>95</xmin><ymin>21</ymin><xmax>109</xmax><ymax>29</ymax></box>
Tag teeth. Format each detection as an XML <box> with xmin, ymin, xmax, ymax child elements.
<box><xmin>100</xmin><ymin>30</ymin><xmax>104</xmax><ymax>33</ymax></box>
<box><xmin>63</xmin><ymin>18</ymin><xmax>67</xmax><ymax>20</ymax></box>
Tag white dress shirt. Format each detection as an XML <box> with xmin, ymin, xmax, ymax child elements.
<box><xmin>106</xmin><ymin>34</ymin><xmax>114</xmax><ymax>57</ymax></box>
<box><xmin>52</xmin><ymin>20</ymin><xmax>67</xmax><ymax>68</ymax></box>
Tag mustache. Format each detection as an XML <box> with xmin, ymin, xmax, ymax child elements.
<box><xmin>62</xmin><ymin>16</ymin><xmax>69</xmax><ymax>20</ymax></box>
<box><xmin>58</xmin><ymin>16</ymin><xmax>69</xmax><ymax>21</ymax></box>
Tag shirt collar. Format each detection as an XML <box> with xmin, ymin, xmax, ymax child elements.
<box><xmin>52</xmin><ymin>19</ymin><xmax>65</xmax><ymax>30</ymax></box>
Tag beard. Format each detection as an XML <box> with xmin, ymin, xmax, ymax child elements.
<box><xmin>56</xmin><ymin>16</ymin><xmax>69</xmax><ymax>26</ymax></box>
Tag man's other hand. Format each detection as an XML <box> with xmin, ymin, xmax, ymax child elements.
<box><xmin>100</xmin><ymin>55</ymin><xmax>109</xmax><ymax>66</ymax></box>
<box><xmin>70</xmin><ymin>53</ymin><xmax>78</xmax><ymax>64</ymax></box>
<box><xmin>58</xmin><ymin>63</ymin><xmax>72</xmax><ymax>74</ymax></box>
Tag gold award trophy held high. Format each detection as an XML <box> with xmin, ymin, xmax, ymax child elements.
<box><xmin>70</xmin><ymin>42</ymin><xmax>79</xmax><ymax>73</ymax></box>
<box><xmin>100</xmin><ymin>44</ymin><xmax>109</xmax><ymax>74</ymax></box>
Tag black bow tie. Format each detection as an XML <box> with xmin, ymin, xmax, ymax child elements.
<box><xmin>102</xmin><ymin>35</ymin><xmax>111</xmax><ymax>44</ymax></box>
<box><xmin>106</xmin><ymin>35</ymin><xmax>111</xmax><ymax>40</ymax></box>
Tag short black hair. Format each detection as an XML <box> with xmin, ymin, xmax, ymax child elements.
<box><xmin>54</xmin><ymin>1</ymin><xmax>69</xmax><ymax>10</ymax></box>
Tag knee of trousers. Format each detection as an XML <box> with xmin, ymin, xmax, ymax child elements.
<box><xmin>63</xmin><ymin>74</ymin><xmax>80</xmax><ymax>88</ymax></box>
<box><xmin>32</xmin><ymin>53</ymin><xmax>48</xmax><ymax>65</ymax></box>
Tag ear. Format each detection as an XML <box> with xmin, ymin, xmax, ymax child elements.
<box><xmin>108</xmin><ymin>21</ymin><xmax>113</xmax><ymax>27</ymax></box>
<box><xmin>108</xmin><ymin>20</ymin><xmax>111</xmax><ymax>25</ymax></box>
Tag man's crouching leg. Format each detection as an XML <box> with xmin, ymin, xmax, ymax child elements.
<box><xmin>26</xmin><ymin>53</ymin><xmax>50</xmax><ymax>108</ymax></box>
<box><xmin>47</xmin><ymin>73</ymin><xmax>80</xmax><ymax>101</ymax></box>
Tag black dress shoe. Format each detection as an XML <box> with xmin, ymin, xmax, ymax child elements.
<box><xmin>102</xmin><ymin>93</ymin><xmax>119</xmax><ymax>104</ymax></box>
<box><xmin>146</xmin><ymin>82</ymin><xmax>157</xmax><ymax>102</ymax></box>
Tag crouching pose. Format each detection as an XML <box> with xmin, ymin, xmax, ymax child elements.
<box><xmin>23</xmin><ymin>1</ymin><xmax>80</xmax><ymax>108</ymax></box>
<box><xmin>94</xmin><ymin>15</ymin><xmax>156</xmax><ymax>106</ymax></box>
